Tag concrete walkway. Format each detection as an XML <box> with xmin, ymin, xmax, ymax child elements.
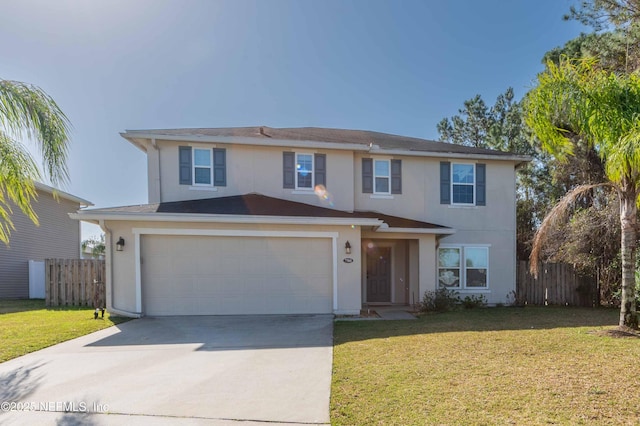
<box><xmin>376</xmin><ymin>308</ymin><xmax>417</xmax><ymax>320</ymax></box>
<box><xmin>0</xmin><ymin>315</ymin><xmax>333</xmax><ymax>425</ymax></box>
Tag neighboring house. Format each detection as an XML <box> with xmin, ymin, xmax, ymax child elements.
<box><xmin>0</xmin><ymin>183</ymin><xmax>92</xmax><ymax>298</ymax></box>
<box><xmin>73</xmin><ymin>127</ymin><xmax>529</xmax><ymax>317</ymax></box>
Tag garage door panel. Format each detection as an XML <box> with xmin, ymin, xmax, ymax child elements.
<box><xmin>142</xmin><ymin>235</ymin><xmax>333</xmax><ymax>315</ymax></box>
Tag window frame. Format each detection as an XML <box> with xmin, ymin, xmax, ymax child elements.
<box><xmin>192</xmin><ymin>147</ymin><xmax>213</xmax><ymax>186</ymax></box>
<box><xmin>438</xmin><ymin>245</ymin><xmax>489</xmax><ymax>290</ymax></box>
<box><xmin>438</xmin><ymin>247</ymin><xmax>461</xmax><ymax>289</ymax></box>
<box><xmin>295</xmin><ymin>152</ymin><xmax>314</xmax><ymax>190</ymax></box>
<box><xmin>451</xmin><ymin>162</ymin><xmax>476</xmax><ymax>205</ymax></box>
<box><xmin>373</xmin><ymin>159</ymin><xmax>391</xmax><ymax>195</ymax></box>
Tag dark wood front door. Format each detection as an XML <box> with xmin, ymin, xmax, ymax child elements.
<box><xmin>366</xmin><ymin>247</ymin><xmax>391</xmax><ymax>303</ymax></box>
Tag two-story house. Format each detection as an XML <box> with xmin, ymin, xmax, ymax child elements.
<box><xmin>73</xmin><ymin>127</ymin><xmax>528</xmax><ymax>317</ymax></box>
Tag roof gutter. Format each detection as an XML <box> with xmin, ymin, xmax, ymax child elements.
<box><xmin>368</xmin><ymin>148</ymin><xmax>532</xmax><ymax>163</ymax></box>
<box><xmin>35</xmin><ymin>182</ymin><xmax>93</xmax><ymax>207</ymax></box>
<box><xmin>120</xmin><ymin>132</ymin><xmax>372</xmax><ymax>153</ymax></box>
<box><xmin>70</xmin><ymin>211</ymin><xmax>384</xmax><ymax>227</ymax></box>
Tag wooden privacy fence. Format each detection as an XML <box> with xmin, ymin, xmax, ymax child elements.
<box><xmin>516</xmin><ymin>261</ymin><xmax>599</xmax><ymax>307</ymax></box>
<box><xmin>45</xmin><ymin>259</ymin><xmax>106</xmax><ymax>307</ymax></box>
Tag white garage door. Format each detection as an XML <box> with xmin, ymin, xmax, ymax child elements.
<box><xmin>141</xmin><ymin>235</ymin><xmax>333</xmax><ymax>315</ymax></box>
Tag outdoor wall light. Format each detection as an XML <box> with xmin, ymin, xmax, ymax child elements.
<box><xmin>116</xmin><ymin>237</ymin><xmax>125</xmax><ymax>252</ymax></box>
<box><xmin>345</xmin><ymin>241</ymin><xmax>351</xmax><ymax>255</ymax></box>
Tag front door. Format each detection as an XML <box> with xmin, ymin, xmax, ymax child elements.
<box><xmin>366</xmin><ymin>247</ymin><xmax>391</xmax><ymax>303</ymax></box>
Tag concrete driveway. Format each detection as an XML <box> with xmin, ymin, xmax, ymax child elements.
<box><xmin>0</xmin><ymin>315</ymin><xmax>333</xmax><ymax>425</ymax></box>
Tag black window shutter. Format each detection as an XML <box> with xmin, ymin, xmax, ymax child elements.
<box><xmin>213</xmin><ymin>148</ymin><xmax>226</xmax><ymax>187</ymax></box>
<box><xmin>314</xmin><ymin>153</ymin><xmax>326</xmax><ymax>187</ymax></box>
<box><xmin>476</xmin><ymin>163</ymin><xmax>486</xmax><ymax>206</ymax></box>
<box><xmin>179</xmin><ymin>146</ymin><xmax>192</xmax><ymax>185</ymax></box>
<box><xmin>362</xmin><ymin>158</ymin><xmax>373</xmax><ymax>193</ymax></box>
<box><xmin>391</xmin><ymin>159</ymin><xmax>402</xmax><ymax>194</ymax></box>
<box><xmin>440</xmin><ymin>161</ymin><xmax>451</xmax><ymax>204</ymax></box>
<box><xmin>283</xmin><ymin>152</ymin><xmax>295</xmax><ymax>189</ymax></box>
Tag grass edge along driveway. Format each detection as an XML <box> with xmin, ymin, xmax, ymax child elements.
<box><xmin>0</xmin><ymin>299</ymin><xmax>129</xmax><ymax>363</ymax></box>
<box><xmin>331</xmin><ymin>306</ymin><xmax>640</xmax><ymax>425</ymax></box>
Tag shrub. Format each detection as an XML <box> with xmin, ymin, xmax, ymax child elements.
<box><xmin>420</xmin><ymin>287</ymin><xmax>459</xmax><ymax>312</ymax></box>
<box><xmin>461</xmin><ymin>294</ymin><xmax>487</xmax><ymax>309</ymax></box>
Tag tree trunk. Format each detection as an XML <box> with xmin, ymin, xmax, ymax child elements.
<box><xmin>619</xmin><ymin>186</ymin><xmax>638</xmax><ymax>328</ymax></box>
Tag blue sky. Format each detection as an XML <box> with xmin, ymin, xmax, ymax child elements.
<box><xmin>0</xmin><ymin>0</ymin><xmax>587</xmax><ymax>238</ymax></box>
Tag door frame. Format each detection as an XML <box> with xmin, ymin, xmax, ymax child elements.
<box><xmin>362</xmin><ymin>240</ymin><xmax>395</xmax><ymax>304</ymax></box>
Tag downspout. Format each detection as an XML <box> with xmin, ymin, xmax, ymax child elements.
<box><xmin>98</xmin><ymin>219</ymin><xmax>142</xmax><ymax>318</ymax></box>
<box><xmin>151</xmin><ymin>138</ymin><xmax>162</xmax><ymax>203</ymax></box>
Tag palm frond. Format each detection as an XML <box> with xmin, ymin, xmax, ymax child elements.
<box><xmin>0</xmin><ymin>131</ymin><xmax>40</xmax><ymax>244</ymax></box>
<box><xmin>0</xmin><ymin>79</ymin><xmax>71</xmax><ymax>186</ymax></box>
<box><xmin>530</xmin><ymin>183</ymin><xmax>614</xmax><ymax>277</ymax></box>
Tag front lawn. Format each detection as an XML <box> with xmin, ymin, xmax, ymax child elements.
<box><xmin>332</xmin><ymin>307</ymin><xmax>640</xmax><ymax>425</ymax></box>
<box><xmin>0</xmin><ymin>299</ymin><xmax>130</xmax><ymax>363</ymax></box>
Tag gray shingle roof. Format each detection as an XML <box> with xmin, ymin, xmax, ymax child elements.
<box><xmin>123</xmin><ymin>126</ymin><xmax>521</xmax><ymax>157</ymax></box>
<box><xmin>85</xmin><ymin>193</ymin><xmax>448</xmax><ymax>230</ymax></box>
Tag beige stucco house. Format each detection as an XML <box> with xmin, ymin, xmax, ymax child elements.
<box><xmin>0</xmin><ymin>183</ymin><xmax>92</xmax><ymax>298</ymax></box>
<box><xmin>73</xmin><ymin>127</ymin><xmax>528</xmax><ymax>317</ymax></box>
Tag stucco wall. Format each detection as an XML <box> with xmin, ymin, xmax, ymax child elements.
<box><xmin>356</xmin><ymin>154</ymin><xmax>517</xmax><ymax>304</ymax></box>
<box><xmin>148</xmin><ymin>140</ymin><xmax>356</xmax><ymax>211</ymax></box>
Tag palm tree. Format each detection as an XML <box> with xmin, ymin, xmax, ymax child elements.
<box><xmin>0</xmin><ymin>79</ymin><xmax>71</xmax><ymax>244</ymax></box>
<box><xmin>524</xmin><ymin>57</ymin><xmax>640</xmax><ymax>328</ymax></box>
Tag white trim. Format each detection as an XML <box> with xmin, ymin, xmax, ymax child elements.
<box><xmin>332</xmin><ymin>237</ymin><xmax>338</xmax><ymax>311</ymax></box>
<box><xmin>132</xmin><ymin>228</ymin><xmax>339</xmax><ymax>238</ymax></box>
<box><xmin>447</xmin><ymin>205</ymin><xmax>478</xmax><ymax>210</ymax></box>
<box><xmin>369</xmin><ymin>194</ymin><xmax>394</xmax><ymax>200</ymax></box>
<box><xmin>373</xmin><ymin>159</ymin><xmax>391</xmax><ymax>195</ymax></box>
<box><xmin>121</xmin><ymin>131</ymin><xmax>531</xmax><ymax>163</ymax></box>
<box><xmin>71</xmin><ymin>211</ymin><xmax>384</xmax><ymax>227</ymax></box>
<box><xmin>134</xmin><ymin>233</ymin><xmax>142</xmax><ymax>313</ymax></box>
<box><xmin>192</xmin><ymin>147</ymin><xmax>213</xmax><ymax>186</ymax></box>
<box><xmin>291</xmin><ymin>190</ymin><xmax>316</xmax><ymax>195</ymax></box>
<box><xmin>437</xmin><ymin>244</ymin><xmax>491</xmax><ymax>290</ymax></box>
<box><xmin>457</xmin><ymin>289</ymin><xmax>491</xmax><ymax>294</ymax></box>
<box><xmin>376</xmin><ymin>227</ymin><xmax>456</xmax><ymax>235</ymax></box>
<box><xmin>369</xmin><ymin>147</ymin><xmax>530</xmax><ymax>162</ymax></box>
<box><xmin>295</xmin><ymin>152</ymin><xmax>315</xmax><ymax>190</ymax></box>
<box><xmin>451</xmin><ymin>162</ymin><xmax>476</xmax><ymax>206</ymax></box>
<box><xmin>132</xmin><ymin>228</ymin><xmax>340</xmax><ymax>314</ymax></box>
<box><xmin>122</xmin><ymin>132</ymin><xmax>370</xmax><ymax>153</ymax></box>
<box><xmin>34</xmin><ymin>182</ymin><xmax>93</xmax><ymax>207</ymax></box>
<box><xmin>189</xmin><ymin>186</ymin><xmax>218</xmax><ymax>192</ymax></box>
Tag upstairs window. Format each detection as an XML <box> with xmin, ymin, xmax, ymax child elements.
<box><xmin>452</xmin><ymin>163</ymin><xmax>475</xmax><ymax>204</ymax></box>
<box><xmin>296</xmin><ymin>153</ymin><xmax>314</xmax><ymax>189</ymax></box>
<box><xmin>193</xmin><ymin>148</ymin><xmax>212</xmax><ymax>185</ymax></box>
<box><xmin>179</xmin><ymin>146</ymin><xmax>226</xmax><ymax>187</ymax></box>
<box><xmin>440</xmin><ymin>162</ymin><xmax>485</xmax><ymax>206</ymax></box>
<box><xmin>374</xmin><ymin>160</ymin><xmax>390</xmax><ymax>194</ymax></box>
<box><xmin>283</xmin><ymin>152</ymin><xmax>326</xmax><ymax>190</ymax></box>
<box><xmin>362</xmin><ymin>158</ymin><xmax>402</xmax><ymax>195</ymax></box>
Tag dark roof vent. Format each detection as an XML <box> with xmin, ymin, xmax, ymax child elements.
<box><xmin>259</xmin><ymin>126</ymin><xmax>271</xmax><ymax>138</ymax></box>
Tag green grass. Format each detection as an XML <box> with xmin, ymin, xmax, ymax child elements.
<box><xmin>331</xmin><ymin>307</ymin><xmax>640</xmax><ymax>425</ymax></box>
<box><xmin>0</xmin><ymin>299</ymin><xmax>130</xmax><ymax>363</ymax></box>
